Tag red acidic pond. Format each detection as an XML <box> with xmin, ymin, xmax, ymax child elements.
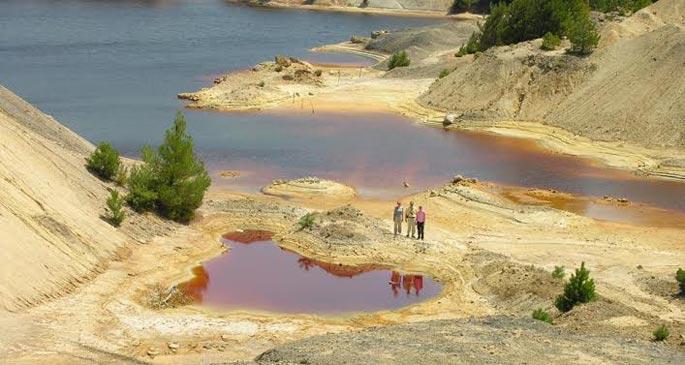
<box><xmin>179</xmin><ymin>230</ymin><xmax>441</xmax><ymax>314</ymax></box>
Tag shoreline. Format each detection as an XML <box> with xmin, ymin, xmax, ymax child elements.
<box><xmin>180</xmin><ymin>44</ymin><xmax>685</xmax><ymax>183</ymax></box>
<box><xmin>227</xmin><ymin>0</ymin><xmax>483</xmax><ymax>20</ymax></box>
<box><xmin>397</xmin><ymin>100</ymin><xmax>685</xmax><ymax>183</ymax></box>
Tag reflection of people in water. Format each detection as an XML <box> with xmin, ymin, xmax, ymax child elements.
<box><xmin>389</xmin><ymin>272</ymin><xmax>424</xmax><ymax>297</ymax></box>
<box><xmin>413</xmin><ymin>275</ymin><xmax>423</xmax><ymax>296</ymax></box>
<box><xmin>402</xmin><ymin>274</ymin><xmax>413</xmax><ymax>295</ymax></box>
<box><xmin>389</xmin><ymin>271</ymin><xmax>401</xmax><ymax>297</ymax></box>
<box><xmin>298</xmin><ymin>257</ymin><xmax>314</xmax><ymax>271</ymax></box>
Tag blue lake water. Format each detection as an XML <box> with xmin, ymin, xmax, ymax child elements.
<box><xmin>2</xmin><ymin>0</ymin><xmax>685</xmax><ymax>214</ymax></box>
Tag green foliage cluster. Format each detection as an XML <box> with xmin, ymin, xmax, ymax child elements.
<box><xmin>450</xmin><ymin>0</ymin><xmax>477</xmax><ymax>13</ymax></box>
<box><xmin>459</xmin><ymin>0</ymin><xmax>600</xmax><ymax>56</ymax></box>
<box><xmin>653</xmin><ymin>324</ymin><xmax>669</xmax><ymax>341</ymax></box>
<box><xmin>676</xmin><ymin>268</ymin><xmax>685</xmax><ymax>294</ymax></box>
<box><xmin>87</xmin><ymin>142</ymin><xmax>121</xmax><ymax>180</ymax></box>
<box><xmin>589</xmin><ymin>0</ymin><xmax>652</xmax><ymax>13</ymax></box>
<box><xmin>106</xmin><ymin>190</ymin><xmax>125</xmax><ymax>227</ymax></box>
<box><xmin>555</xmin><ymin>262</ymin><xmax>596</xmax><ymax>312</ymax></box>
<box><xmin>388</xmin><ymin>51</ymin><xmax>410</xmax><ymax>70</ymax></box>
<box><xmin>126</xmin><ymin>112</ymin><xmax>211</xmax><ymax>222</ymax></box>
<box><xmin>541</xmin><ymin>32</ymin><xmax>562</xmax><ymax>50</ymax></box>
<box><xmin>298</xmin><ymin>212</ymin><xmax>316</xmax><ymax>231</ymax></box>
<box><xmin>451</xmin><ymin>0</ymin><xmax>651</xmax><ymax>15</ymax></box>
<box><xmin>565</xmin><ymin>14</ymin><xmax>601</xmax><ymax>55</ymax></box>
<box><xmin>456</xmin><ymin>31</ymin><xmax>481</xmax><ymax>57</ymax></box>
<box><xmin>551</xmin><ymin>265</ymin><xmax>565</xmax><ymax>279</ymax></box>
<box><xmin>532</xmin><ymin>308</ymin><xmax>553</xmax><ymax>323</ymax></box>
<box><xmin>115</xmin><ymin>165</ymin><xmax>128</xmax><ymax>186</ymax></box>
<box><xmin>438</xmin><ymin>69</ymin><xmax>451</xmax><ymax>79</ymax></box>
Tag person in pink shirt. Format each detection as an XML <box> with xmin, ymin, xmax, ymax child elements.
<box><xmin>416</xmin><ymin>206</ymin><xmax>426</xmax><ymax>240</ymax></box>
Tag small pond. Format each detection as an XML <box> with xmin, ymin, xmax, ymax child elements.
<box><xmin>180</xmin><ymin>230</ymin><xmax>442</xmax><ymax>314</ymax></box>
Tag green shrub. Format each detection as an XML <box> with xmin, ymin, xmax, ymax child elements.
<box><xmin>565</xmin><ymin>15</ymin><xmax>600</xmax><ymax>55</ymax></box>
<box><xmin>464</xmin><ymin>0</ymin><xmax>600</xmax><ymax>56</ymax></box>
<box><xmin>456</xmin><ymin>31</ymin><xmax>481</xmax><ymax>57</ymax></box>
<box><xmin>87</xmin><ymin>142</ymin><xmax>120</xmax><ymax>180</ymax></box>
<box><xmin>126</xmin><ymin>112</ymin><xmax>210</xmax><ymax>223</ymax></box>
<box><xmin>555</xmin><ymin>262</ymin><xmax>596</xmax><ymax>312</ymax></box>
<box><xmin>106</xmin><ymin>190</ymin><xmax>125</xmax><ymax>227</ymax></box>
<box><xmin>541</xmin><ymin>32</ymin><xmax>561</xmax><ymax>50</ymax></box>
<box><xmin>314</xmin><ymin>69</ymin><xmax>322</xmax><ymax>77</ymax></box>
<box><xmin>532</xmin><ymin>308</ymin><xmax>553</xmax><ymax>324</ymax></box>
<box><xmin>126</xmin><ymin>155</ymin><xmax>159</xmax><ymax>213</ymax></box>
<box><xmin>114</xmin><ymin>165</ymin><xmax>128</xmax><ymax>186</ymax></box>
<box><xmin>552</xmin><ymin>265</ymin><xmax>565</xmax><ymax>279</ymax></box>
<box><xmin>676</xmin><ymin>268</ymin><xmax>685</xmax><ymax>294</ymax></box>
<box><xmin>298</xmin><ymin>212</ymin><xmax>316</xmax><ymax>231</ymax></box>
<box><xmin>387</xmin><ymin>51</ymin><xmax>410</xmax><ymax>70</ymax></box>
<box><xmin>589</xmin><ymin>0</ymin><xmax>652</xmax><ymax>13</ymax></box>
<box><xmin>450</xmin><ymin>0</ymin><xmax>477</xmax><ymax>13</ymax></box>
<box><xmin>653</xmin><ymin>324</ymin><xmax>669</xmax><ymax>341</ymax></box>
<box><xmin>438</xmin><ymin>69</ymin><xmax>451</xmax><ymax>79</ymax></box>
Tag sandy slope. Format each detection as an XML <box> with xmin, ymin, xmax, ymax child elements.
<box><xmin>0</xmin><ymin>86</ymin><xmax>128</xmax><ymax>311</ymax></box>
<box><xmin>419</xmin><ymin>0</ymin><xmax>685</xmax><ymax>150</ymax></box>
<box><xmin>0</xmin><ymin>86</ymin><xmax>175</xmax><ymax>312</ymax></box>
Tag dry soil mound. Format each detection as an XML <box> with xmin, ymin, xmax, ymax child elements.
<box><xmin>367</xmin><ymin>21</ymin><xmax>479</xmax><ymax>78</ymax></box>
<box><xmin>261</xmin><ymin>177</ymin><xmax>356</xmax><ymax>200</ymax></box>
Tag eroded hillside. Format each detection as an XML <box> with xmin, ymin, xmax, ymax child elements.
<box><xmin>419</xmin><ymin>0</ymin><xmax>685</xmax><ymax>149</ymax></box>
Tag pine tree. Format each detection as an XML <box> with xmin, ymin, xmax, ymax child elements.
<box><xmin>87</xmin><ymin>142</ymin><xmax>120</xmax><ymax>180</ymax></box>
<box><xmin>125</xmin><ymin>112</ymin><xmax>210</xmax><ymax>222</ymax></box>
<box><xmin>106</xmin><ymin>190</ymin><xmax>125</xmax><ymax>227</ymax></box>
<box><xmin>155</xmin><ymin>112</ymin><xmax>211</xmax><ymax>222</ymax></box>
<box><xmin>565</xmin><ymin>14</ymin><xmax>600</xmax><ymax>55</ymax></box>
<box><xmin>555</xmin><ymin>262</ymin><xmax>596</xmax><ymax>312</ymax></box>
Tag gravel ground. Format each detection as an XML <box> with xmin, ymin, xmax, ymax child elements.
<box><xmin>230</xmin><ymin>316</ymin><xmax>684</xmax><ymax>365</ymax></box>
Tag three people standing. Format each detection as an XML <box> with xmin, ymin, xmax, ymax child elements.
<box><xmin>393</xmin><ymin>201</ymin><xmax>426</xmax><ymax>240</ymax></box>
